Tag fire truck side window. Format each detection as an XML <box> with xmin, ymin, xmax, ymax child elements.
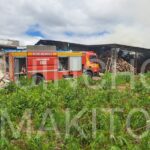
<box><xmin>58</xmin><ymin>57</ymin><xmax>69</xmax><ymax>71</ymax></box>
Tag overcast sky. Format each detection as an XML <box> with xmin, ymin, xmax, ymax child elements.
<box><xmin>0</xmin><ymin>0</ymin><xmax>150</xmax><ymax>48</ymax></box>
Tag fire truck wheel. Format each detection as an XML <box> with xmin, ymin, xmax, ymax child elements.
<box><xmin>32</xmin><ymin>75</ymin><xmax>44</xmax><ymax>84</ymax></box>
<box><xmin>85</xmin><ymin>71</ymin><xmax>93</xmax><ymax>78</ymax></box>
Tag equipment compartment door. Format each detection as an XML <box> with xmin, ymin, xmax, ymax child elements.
<box><xmin>69</xmin><ymin>57</ymin><xmax>82</xmax><ymax>71</ymax></box>
<box><xmin>14</xmin><ymin>57</ymin><xmax>27</xmax><ymax>78</ymax></box>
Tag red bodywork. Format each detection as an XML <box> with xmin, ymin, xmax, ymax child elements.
<box><xmin>27</xmin><ymin>51</ymin><xmax>82</xmax><ymax>81</ymax></box>
<box><xmin>7</xmin><ymin>51</ymin><xmax>100</xmax><ymax>82</ymax></box>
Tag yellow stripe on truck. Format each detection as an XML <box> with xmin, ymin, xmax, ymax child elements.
<box><xmin>10</xmin><ymin>52</ymin><xmax>82</xmax><ymax>57</ymax></box>
<box><xmin>28</xmin><ymin>52</ymin><xmax>33</xmax><ymax>56</ymax></box>
<box><xmin>10</xmin><ymin>52</ymin><xmax>27</xmax><ymax>57</ymax></box>
<box><xmin>57</xmin><ymin>52</ymin><xmax>82</xmax><ymax>57</ymax></box>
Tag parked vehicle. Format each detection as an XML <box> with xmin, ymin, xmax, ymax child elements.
<box><xmin>3</xmin><ymin>47</ymin><xmax>100</xmax><ymax>83</ymax></box>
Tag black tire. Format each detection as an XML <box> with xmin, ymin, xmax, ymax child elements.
<box><xmin>32</xmin><ymin>75</ymin><xmax>44</xmax><ymax>85</ymax></box>
<box><xmin>85</xmin><ymin>71</ymin><xmax>93</xmax><ymax>78</ymax></box>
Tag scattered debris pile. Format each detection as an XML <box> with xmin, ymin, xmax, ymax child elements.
<box><xmin>106</xmin><ymin>57</ymin><xmax>136</xmax><ymax>73</ymax></box>
<box><xmin>0</xmin><ymin>72</ymin><xmax>10</xmax><ymax>88</ymax></box>
<box><xmin>116</xmin><ymin>58</ymin><xmax>135</xmax><ymax>72</ymax></box>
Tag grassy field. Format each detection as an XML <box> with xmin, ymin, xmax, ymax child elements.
<box><xmin>0</xmin><ymin>73</ymin><xmax>150</xmax><ymax>150</ymax></box>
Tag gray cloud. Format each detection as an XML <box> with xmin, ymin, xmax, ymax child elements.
<box><xmin>0</xmin><ymin>0</ymin><xmax>150</xmax><ymax>48</ymax></box>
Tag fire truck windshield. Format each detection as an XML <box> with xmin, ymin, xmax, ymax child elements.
<box><xmin>89</xmin><ymin>55</ymin><xmax>97</xmax><ymax>63</ymax></box>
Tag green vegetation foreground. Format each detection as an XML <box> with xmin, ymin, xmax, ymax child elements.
<box><xmin>0</xmin><ymin>73</ymin><xmax>150</xmax><ymax>150</ymax></box>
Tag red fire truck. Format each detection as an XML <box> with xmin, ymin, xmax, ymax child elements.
<box><xmin>3</xmin><ymin>47</ymin><xmax>100</xmax><ymax>83</ymax></box>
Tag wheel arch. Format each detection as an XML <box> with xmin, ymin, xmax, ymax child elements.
<box><xmin>32</xmin><ymin>73</ymin><xmax>44</xmax><ymax>79</ymax></box>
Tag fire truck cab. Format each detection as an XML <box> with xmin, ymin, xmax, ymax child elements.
<box><xmin>82</xmin><ymin>51</ymin><xmax>100</xmax><ymax>77</ymax></box>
